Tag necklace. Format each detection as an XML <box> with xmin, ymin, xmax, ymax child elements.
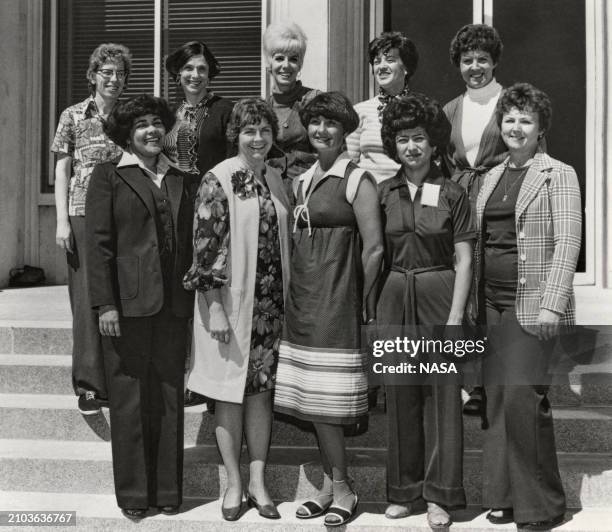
<box><xmin>377</xmin><ymin>84</ymin><xmax>411</xmax><ymax>118</ymax></box>
<box><xmin>502</xmin><ymin>166</ymin><xmax>529</xmax><ymax>201</ymax></box>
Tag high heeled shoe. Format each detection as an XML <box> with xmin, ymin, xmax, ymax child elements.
<box><xmin>221</xmin><ymin>489</ymin><xmax>243</xmax><ymax>521</ymax></box>
<box><xmin>247</xmin><ymin>492</ymin><xmax>280</xmax><ymax>519</ymax></box>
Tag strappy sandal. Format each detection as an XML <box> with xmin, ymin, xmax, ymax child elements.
<box><xmin>295</xmin><ymin>494</ymin><xmax>333</xmax><ymax>519</ymax></box>
<box><xmin>324</xmin><ymin>489</ymin><xmax>359</xmax><ymax>527</ymax></box>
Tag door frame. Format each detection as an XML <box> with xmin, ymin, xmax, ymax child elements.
<box><xmin>372</xmin><ymin>0</ymin><xmax>600</xmax><ymax>285</ymax></box>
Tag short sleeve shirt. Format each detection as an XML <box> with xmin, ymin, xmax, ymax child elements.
<box><xmin>378</xmin><ymin>166</ymin><xmax>475</xmax><ymax>270</ymax></box>
<box><xmin>51</xmin><ymin>97</ymin><xmax>122</xmax><ymax>216</ymax></box>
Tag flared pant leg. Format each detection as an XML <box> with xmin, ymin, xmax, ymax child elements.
<box><xmin>103</xmin><ymin>307</ymin><xmax>186</xmax><ymax>509</ymax></box>
<box><xmin>386</xmin><ymin>384</ymin><xmax>465</xmax><ymax>508</ymax></box>
<box><xmin>483</xmin><ymin>297</ymin><xmax>566</xmax><ymax>522</ymax></box>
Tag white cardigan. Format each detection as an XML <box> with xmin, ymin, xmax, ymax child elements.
<box><xmin>188</xmin><ymin>156</ymin><xmax>291</xmax><ymax>403</ymax></box>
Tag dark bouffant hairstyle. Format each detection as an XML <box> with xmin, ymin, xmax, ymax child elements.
<box><xmin>381</xmin><ymin>92</ymin><xmax>451</xmax><ymax>163</ymax></box>
<box><xmin>165</xmin><ymin>40</ymin><xmax>221</xmax><ymax>80</ymax></box>
<box><xmin>299</xmin><ymin>91</ymin><xmax>359</xmax><ymax>135</ymax></box>
<box><xmin>104</xmin><ymin>94</ymin><xmax>176</xmax><ymax>149</ymax></box>
<box><xmin>368</xmin><ymin>31</ymin><xmax>419</xmax><ymax>81</ymax></box>
<box><xmin>226</xmin><ymin>98</ymin><xmax>279</xmax><ymax>146</ymax></box>
<box><xmin>450</xmin><ymin>24</ymin><xmax>503</xmax><ymax>67</ymax></box>
<box><xmin>496</xmin><ymin>82</ymin><xmax>552</xmax><ymax>134</ymax></box>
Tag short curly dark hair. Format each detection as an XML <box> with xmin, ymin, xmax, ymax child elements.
<box><xmin>299</xmin><ymin>91</ymin><xmax>359</xmax><ymax>135</ymax></box>
<box><xmin>496</xmin><ymin>82</ymin><xmax>552</xmax><ymax>134</ymax></box>
<box><xmin>104</xmin><ymin>94</ymin><xmax>176</xmax><ymax>149</ymax></box>
<box><xmin>381</xmin><ymin>92</ymin><xmax>451</xmax><ymax>163</ymax></box>
<box><xmin>226</xmin><ymin>98</ymin><xmax>279</xmax><ymax>146</ymax></box>
<box><xmin>449</xmin><ymin>24</ymin><xmax>503</xmax><ymax>67</ymax></box>
<box><xmin>368</xmin><ymin>31</ymin><xmax>419</xmax><ymax>81</ymax></box>
<box><xmin>165</xmin><ymin>40</ymin><xmax>221</xmax><ymax>80</ymax></box>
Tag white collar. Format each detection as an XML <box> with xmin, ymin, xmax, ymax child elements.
<box><xmin>465</xmin><ymin>79</ymin><xmax>502</xmax><ymax>103</ymax></box>
<box><xmin>297</xmin><ymin>152</ymin><xmax>352</xmax><ymax>193</ymax></box>
<box><xmin>117</xmin><ymin>151</ymin><xmax>179</xmax><ymax>174</ymax></box>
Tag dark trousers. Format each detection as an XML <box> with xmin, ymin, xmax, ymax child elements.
<box><xmin>386</xmin><ymin>384</ymin><xmax>465</xmax><ymax>508</ymax></box>
<box><xmin>482</xmin><ymin>286</ymin><xmax>566</xmax><ymax>522</ymax></box>
<box><xmin>103</xmin><ymin>305</ymin><xmax>187</xmax><ymax>509</ymax></box>
<box><xmin>67</xmin><ymin>215</ymin><xmax>106</xmax><ymax>397</ymax></box>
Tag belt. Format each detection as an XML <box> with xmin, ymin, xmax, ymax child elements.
<box><xmin>388</xmin><ymin>264</ymin><xmax>451</xmax><ymax>324</ymax></box>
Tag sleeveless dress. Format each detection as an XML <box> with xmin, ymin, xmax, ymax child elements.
<box><xmin>274</xmin><ymin>154</ymin><xmax>368</xmax><ymax>425</ymax></box>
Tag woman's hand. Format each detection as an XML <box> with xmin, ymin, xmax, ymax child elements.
<box><xmin>208</xmin><ymin>301</ymin><xmax>231</xmax><ymax>344</ymax></box>
<box><xmin>55</xmin><ymin>220</ymin><xmax>73</xmax><ymax>252</ymax></box>
<box><xmin>99</xmin><ymin>309</ymin><xmax>121</xmax><ymax>337</ymax></box>
<box><xmin>536</xmin><ymin>308</ymin><xmax>561</xmax><ymax>341</ymax></box>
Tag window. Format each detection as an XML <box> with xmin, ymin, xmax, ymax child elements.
<box><xmin>44</xmin><ymin>0</ymin><xmax>262</xmax><ymax>191</ymax></box>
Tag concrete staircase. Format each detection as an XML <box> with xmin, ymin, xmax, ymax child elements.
<box><xmin>1</xmin><ymin>286</ymin><xmax>611</xmax><ymax>531</ymax></box>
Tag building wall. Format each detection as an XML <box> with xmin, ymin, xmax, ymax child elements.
<box><xmin>0</xmin><ymin>1</ymin><xmax>610</xmax><ymax>297</ymax></box>
<box><xmin>0</xmin><ymin>1</ymin><xmax>27</xmax><ymax>287</ymax></box>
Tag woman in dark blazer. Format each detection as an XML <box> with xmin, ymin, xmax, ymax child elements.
<box><xmin>86</xmin><ymin>94</ymin><xmax>196</xmax><ymax>520</ymax></box>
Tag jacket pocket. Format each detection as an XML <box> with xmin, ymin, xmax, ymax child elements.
<box><xmin>116</xmin><ymin>256</ymin><xmax>139</xmax><ymax>300</ymax></box>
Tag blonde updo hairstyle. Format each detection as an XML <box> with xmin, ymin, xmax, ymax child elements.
<box><xmin>262</xmin><ymin>21</ymin><xmax>308</xmax><ymax>69</ymax></box>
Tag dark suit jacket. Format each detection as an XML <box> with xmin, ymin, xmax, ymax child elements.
<box><xmin>85</xmin><ymin>158</ymin><xmax>197</xmax><ymax>318</ymax></box>
<box><xmin>196</xmin><ymin>95</ymin><xmax>234</xmax><ymax>175</ymax></box>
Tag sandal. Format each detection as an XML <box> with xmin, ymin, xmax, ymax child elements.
<box><xmin>295</xmin><ymin>495</ymin><xmax>333</xmax><ymax>519</ymax></box>
<box><xmin>324</xmin><ymin>489</ymin><xmax>359</xmax><ymax>527</ymax></box>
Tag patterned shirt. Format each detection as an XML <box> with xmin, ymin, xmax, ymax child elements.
<box><xmin>51</xmin><ymin>97</ymin><xmax>122</xmax><ymax>216</ymax></box>
<box><xmin>164</xmin><ymin>95</ymin><xmax>213</xmax><ymax>174</ymax></box>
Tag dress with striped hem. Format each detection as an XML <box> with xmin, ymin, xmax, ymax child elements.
<box><xmin>274</xmin><ymin>157</ymin><xmax>368</xmax><ymax>425</ymax></box>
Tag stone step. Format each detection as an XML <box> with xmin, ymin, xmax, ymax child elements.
<box><xmin>2</xmin><ymin>354</ymin><xmax>612</xmax><ymax>405</ymax></box>
<box><xmin>2</xmin><ymin>394</ymin><xmax>611</xmax><ymax>454</ymax></box>
<box><xmin>0</xmin><ymin>327</ymin><xmax>72</xmax><ymax>355</ymax></box>
<box><xmin>1</xmin><ymin>439</ymin><xmax>611</xmax><ymax>508</ymax></box>
<box><xmin>2</xmin><ymin>491</ymin><xmax>610</xmax><ymax>532</ymax></box>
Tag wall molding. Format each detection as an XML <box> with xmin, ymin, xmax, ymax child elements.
<box><xmin>24</xmin><ymin>0</ymin><xmax>44</xmax><ymax>265</ymax></box>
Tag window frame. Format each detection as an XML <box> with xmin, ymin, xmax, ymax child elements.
<box><xmin>372</xmin><ymin>0</ymin><xmax>598</xmax><ymax>285</ymax></box>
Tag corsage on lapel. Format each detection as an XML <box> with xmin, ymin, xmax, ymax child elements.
<box><xmin>231</xmin><ymin>168</ymin><xmax>257</xmax><ymax>199</ymax></box>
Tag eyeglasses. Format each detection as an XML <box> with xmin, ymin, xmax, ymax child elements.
<box><xmin>97</xmin><ymin>69</ymin><xmax>126</xmax><ymax>80</ymax></box>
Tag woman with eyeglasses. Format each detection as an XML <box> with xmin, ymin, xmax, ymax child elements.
<box><xmin>51</xmin><ymin>42</ymin><xmax>132</xmax><ymax>416</ymax></box>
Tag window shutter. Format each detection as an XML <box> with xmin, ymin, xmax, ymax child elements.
<box><xmin>164</xmin><ymin>0</ymin><xmax>262</xmax><ymax>105</ymax></box>
<box><xmin>56</xmin><ymin>0</ymin><xmax>156</xmax><ymax>115</ymax></box>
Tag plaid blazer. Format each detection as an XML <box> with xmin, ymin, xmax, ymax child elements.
<box><xmin>474</xmin><ymin>152</ymin><xmax>581</xmax><ymax>327</ymax></box>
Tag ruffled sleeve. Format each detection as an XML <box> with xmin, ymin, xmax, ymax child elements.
<box><xmin>182</xmin><ymin>171</ymin><xmax>230</xmax><ymax>291</ymax></box>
